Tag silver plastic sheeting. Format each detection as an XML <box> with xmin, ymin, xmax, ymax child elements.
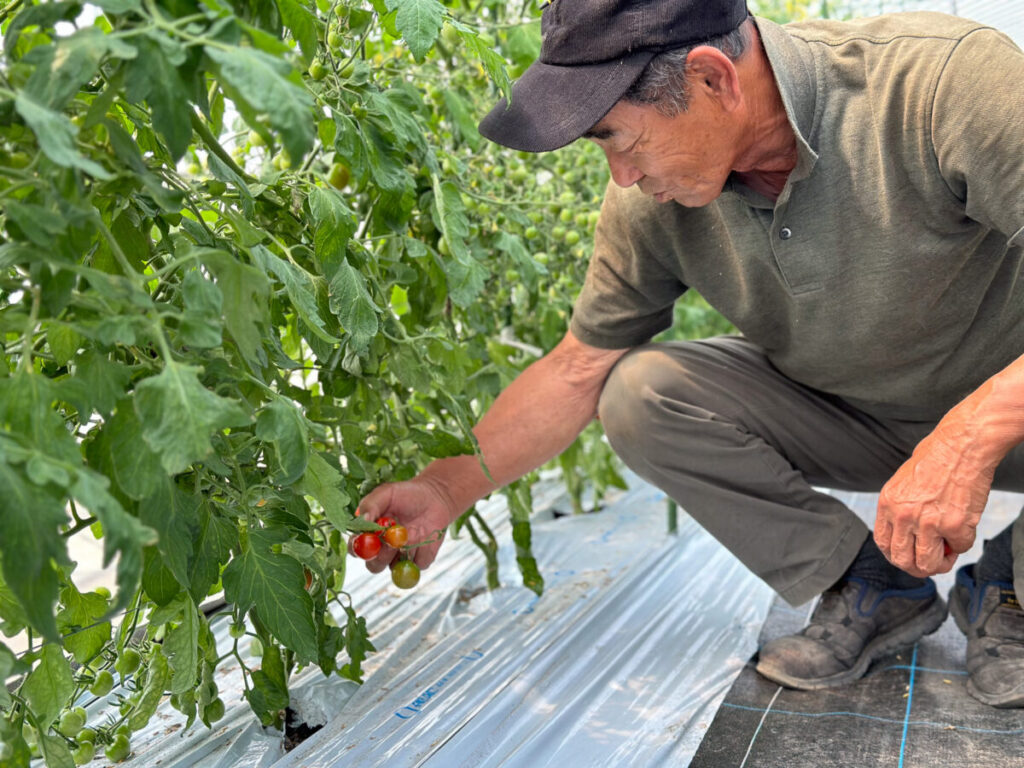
<box><xmin>71</xmin><ymin>474</ymin><xmax>774</xmax><ymax>767</ymax></box>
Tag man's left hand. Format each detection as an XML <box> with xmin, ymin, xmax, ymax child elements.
<box><xmin>875</xmin><ymin>425</ymin><xmax>994</xmax><ymax>578</ymax></box>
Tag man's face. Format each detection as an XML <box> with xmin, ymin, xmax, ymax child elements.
<box><xmin>586</xmin><ymin>96</ymin><xmax>741</xmax><ymax>208</ymax></box>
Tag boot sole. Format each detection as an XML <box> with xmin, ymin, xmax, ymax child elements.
<box><xmin>755</xmin><ymin>596</ymin><xmax>948</xmax><ymax>691</ymax></box>
<box><xmin>948</xmin><ymin>586</ymin><xmax>1024</xmax><ymax>708</ymax></box>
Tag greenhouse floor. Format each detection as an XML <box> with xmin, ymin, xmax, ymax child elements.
<box><xmin>69</xmin><ymin>476</ymin><xmax>1024</xmax><ymax>767</ymax></box>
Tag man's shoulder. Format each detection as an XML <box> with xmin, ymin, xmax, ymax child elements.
<box><xmin>784</xmin><ymin>11</ymin><xmax>991</xmax><ymax>48</ymax></box>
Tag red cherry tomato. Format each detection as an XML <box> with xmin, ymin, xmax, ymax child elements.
<box><xmin>352</xmin><ymin>532</ymin><xmax>381</xmax><ymax>560</ymax></box>
<box><xmin>377</xmin><ymin>516</ymin><xmax>396</xmax><ymax>531</ymax></box>
<box><xmin>384</xmin><ymin>524</ymin><xmax>408</xmax><ymax>548</ymax></box>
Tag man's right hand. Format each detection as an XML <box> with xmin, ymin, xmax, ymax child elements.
<box><xmin>354</xmin><ymin>476</ymin><xmax>458</xmax><ymax>573</ymax></box>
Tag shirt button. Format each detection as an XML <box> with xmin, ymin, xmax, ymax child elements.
<box><xmin>779</xmin><ymin>226</ymin><xmax>793</xmax><ymax>240</ymax></box>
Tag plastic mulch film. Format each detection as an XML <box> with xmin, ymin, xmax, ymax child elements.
<box><xmin>65</xmin><ymin>473</ymin><xmax>775</xmax><ymax>767</ymax></box>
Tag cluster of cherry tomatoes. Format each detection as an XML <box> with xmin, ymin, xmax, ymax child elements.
<box><xmin>351</xmin><ymin>517</ymin><xmax>420</xmax><ymax>589</ymax></box>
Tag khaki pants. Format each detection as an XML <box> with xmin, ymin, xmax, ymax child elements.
<box><xmin>597</xmin><ymin>336</ymin><xmax>1024</xmax><ymax>606</ymax></box>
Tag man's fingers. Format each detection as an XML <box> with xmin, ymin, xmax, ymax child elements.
<box><xmin>874</xmin><ymin>519</ymin><xmax>894</xmax><ymax>559</ymax></box>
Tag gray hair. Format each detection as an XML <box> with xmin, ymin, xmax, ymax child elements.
<box><xmin>624</xmin><ymin>18</ymin><xmax>753</xmax><ymax>116</ymax></box>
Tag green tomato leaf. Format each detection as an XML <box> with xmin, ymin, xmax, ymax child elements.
<box><xmin>140</xmin><ymin>481</ymin><xmax>201</xmax><ymax>590</ymax></box>
<box><xmin>200</xmin><ymin>249</ymin><xmax>272</xmax><ymax>370</ymax></box>
<box><xmin>56</xmin><ymin>582</ymin><xmax>112</xmax><ymax>665</ymax></box>
<box><xmin>127</xmin><ymin>35</ymin><xmax>193</xmax><ymax>160</ymax></box>
<box><xmin>0</xmin><ymin>643</ymin><xmax>28</xmax><ymax>709</ymax></box>
<box><xmin>206</xmin><ymin>45</ymin><xmax>314</xmax><ymax>163</ymax></box>
<box><xmin>70</xmin><ymin>470</ymin><xmax>156</xmax><ymax>615</ymax></box>
<box><xmin>14</xmin><ymin>93</ymin><xmax>112</xmax><ymax>179</ymax></box>
<box><xmin>22</xmin><ymin>644</ymin><xmax>75</xmax><ymax>729</ymax></box>
<box><xmin>142</xmin><ymin>546</ymin><xmax>181</xmax><ymax>607</ymax></box>
<box><xmin>46</xmin><ymin>324</ymin><xmax>85</xmax><ymax>366</ymax></box>
<box><xmin>163</xmin><ymin>595</ymin><xmax>200</xmax><ymax>695</ymax></box>
<box><xmin>128</xmin><ymin>649</ymin><xmax>170</xmax><ymax>731</ymax></box>
<box><xmin>338</xmin><ymin>603</ymin><xmax>375</xmax><ymax>682</ymax></box>
<box><xmin>180</xmin><ymin>269</ymin><xmax>224</xmax><ymax>349</ymax></box>
<box><xmin>255</xmin><ymin>398</ymin><xmax>310</xmax><ymax>486</ymax></box>
<box><xmin>23</xmin><ymin>27</ymin><xmax>135</xmax><ymax>110</ymax></box>
<box><xmin>38</xmin><ymin>733</ymin><xmax>75</xmax><ymax>768</ymax></box>
<box><xmin>297</xmin><ymin>452</ymin><xmax>352</xmax><ymax>532</ymax></box>
<box><xmin>410</xmin><ymin>426</ymin><xmax>473</xmax><ymax>459</ymax></box>
<box><xmin>275</xmin><ymin>0</ymin><xmax>317</xmax><ymax>65</ymax></box>
<box><xmin>188</xmin><ymin>501</ymin><xmax>235</xmax><ymax>605</ymax></box>
<box><xmin>0</xmin><ymin>462</ymin><xmax>67</xmax><ymax>641</ymax></box>
<box><xmin>251</xmin><ymin>244</ymin><xmax>340</xmax><ymax>345</ymax></box>
<box><xmin>328</xmin><ymin>260</ymin><xmax>379</xmax><ymax>352</ymax></box>
<box><xmin>223</xmin><ymin>527</ymin><xmax>318</xmax><ymax>663</ymax></box>
<box><xmin>385</xmin><ymin>0</ymin><xmax>444</xmax><ymax>61</ymax></box>
<box><xmin>133</xmin><ymin>360</ymin><xmax>251</xmax><ymax>475</ymax></box>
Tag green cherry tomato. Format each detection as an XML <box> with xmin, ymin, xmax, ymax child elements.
<box><xmin>93</xmin><ymin>586</ymin><xmax>111</xmax><ymax>600</ymax></box>
<box><xmin>89</xmin><ymin>669</ymin><xmax>114</xmax><ymax>697</ymax></box>
<box><xmin>328</xmin><ymin>162</ymin><xmax>350</xmax><ymax>190</ymax></box>
<box><xmin>114</xmin><ymin>647</ymin><xmax>141</xmax><ymax>677</ymax></box>
<box><xmin>564</xmin><ymin>230</ymin><xmax>581</xmax><ymax>246</ymax></box>
<box><xmin>76</xmin><ymin>727</ymin><xmax>98</xmax><ymax>744</ymax></box>
<box><xmin>59</xmin><ymin>708</ymin><xmax>86</xmax><ymax>737</ymax></box>
<box><xmin>72</xmin><ymin>742</ymin><xmax>95</xmax><ymax>766</ymax></box>
<box><xmin>309</xmin><ymin>60</ymin><xmax>327</xmax><ymax>80</ymax></box>
<box><xmin>327</xmin><ymin>30</ymin><xmax>344</xmax><ymax>50</ymax></box>
<box><xmin>524</xmin><ymin>226</ymin><xmax>540</xmax><ymax>240</ymax></box>
<box><xmin>391</xmin><ymin>560</ymin><xmax>420</xmax><ymax>589</ymax></box>
<box><xmin>105</xmin><ymin>734</ymin><xmax>131</xmax><ymax>763</ymax></box>
<box><xmin>559</xmin><ymin>209</ymin><xmax>573</xmax><ymax>224</ymax></box>
<box><xmin>229</xmin><ymin>621</ymin><xmax>246</xmax><ymax>639</ymax></box>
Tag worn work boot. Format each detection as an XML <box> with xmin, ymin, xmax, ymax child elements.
<box><xmin>949</xmin><ymin>565</ymin><xmax>1024</xmax><ymax>707</ymax></box>
<box><xmin>756</xmin><ymin>578</ymin><xmax>947</xmax><ymax>689</ymax></box>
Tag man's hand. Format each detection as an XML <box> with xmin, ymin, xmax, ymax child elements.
<box><xmin>875</xmin><ymin>426</ymin><xmax>993</xmax><ymax>577</ymax></box>
<box><xmin>354</xmin><ymin>476</ymin><xmax>459</xmax><ymax>574</ymax></box>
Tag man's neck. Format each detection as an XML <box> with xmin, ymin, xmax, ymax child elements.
<box><xmin>731</xmin><ymin>28</ymin><xmax>799</xmax><ymax>200</ymax></box>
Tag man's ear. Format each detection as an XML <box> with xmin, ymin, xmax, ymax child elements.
<box><xmin>686</xmin><ymin>47</ymin><xmax>742</xmax><ymax>111</ymax></box>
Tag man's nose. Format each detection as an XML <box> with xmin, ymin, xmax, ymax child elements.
<box><xmin>604</xmin><ymin>149</ymin><xmax>643</xmax><ymax>188</ymax></box>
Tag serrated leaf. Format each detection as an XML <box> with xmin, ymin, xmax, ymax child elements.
<box><xmin>128</xmin><ymin>35</ymin><xmax>193</xmax><ymax>160</ymax></box>
<box><xmin>39</xmin><ymin>733</ymin><xmax>75</xmax><ymax>768</ymax></box>
<box><xmin>276</xmin><ymin>0</ymin><xmax>317</xmax><ymax>64</ymax></box>
<box><xmin>255</xmin><ymin>398</ymin><xmax>310</xmax><ymax>485</ymax></box>
<box><xmin>297</xmin><ymin>452</ymin><xmax>351</xmax><ymax>531</ymax></box>
<box><xmin>14</xmin><ymin>93</ymin><xmax>112</xmax><ymax>179</ymax></box>
<box><xmin>188</xmin><ymin>501</ymin><xmax>234</xmax><ymax>604</ymax></box>
<box><xmin>163</xmin><ymin>596</ymin><xmax>200</xmax><ymax>694</ymax></box>
<box><xmin>22</xmin><ymin>644</ymin><xmax>75</xmax><ymax>729</ymax></box>
<box><xmin>128</xmin><ymin>649</ymin><xmax>170</xmax><ymax>731</ymax></box>
<box><xmin>71</xmin><ymin>470</ymin><xmax>156</xmax><ymax>615</ymax></box>
<box><xmin>58</xmin><ymin>350</ymin><xmax>132</xmax><ymax>419</ymax></box>
<box><xmin>100</xmin><ymin>398</ymin><xmax>163</xmax><ymax>500</ymax></box>
<box><xmin>0</xmin><ymin>643</ymin><xmax>28</xmax><ymax>709</ymax></box>
<box><xmin>456</xmin><ymin>23</ymin><xmax>511</xmax><ymax>98</ymax></box>
<box><xmin>338</xmin><ymin>603</ymin><xmax>375</xmax><ymax>682</ymax></box>
<box><xmin>246</xmin><ymin>666</ymin><xmax>289</xmax><ymax>726</ymax></box>
<box><xmin>495</xmin><ymin>230</ymin><xmax>547</xmax><ymax>283</ymax></box>
<box><xmin>142</xmin><ymin>547</ymin><xmax>181</xmax><ymax>607</ymax></box>
<box><xmin>133</xmin><ymin>360</ymin><xmax>251</xmax><ymax>475</ymax></box>
<box><xmin>4</xmin><ymin>2</ymin><xmax>81</xmax><ymax>54</ymax></box>
<box><xmin>206</xmin><ymin>45</ymin><xmax>314</xmax><ymax>162</ymax></box>
<box><xmin>47</xmin><ymin>324</ymin><xmax>85</xmax><ymax>365</ymax></box>
<box><xmin>441</xmin><ymin>251</ymin><xmax>489</xmax><ymax>308</ymax></box>
<box><xmin>57</xmin><ymin>583</ymin><xmax>111</xmax><ymax>664</ymax></box>
<box><xmin>431</xmin><ymin>177</ymin><xmax>470</xmax><ymax>260</ymax></box>
<box><xmin>180</xmin><ymin>269</ymin><xmax>224</xmax><ymax>349</ymax></box>
<box><xmin>200</xmin><ymin>249</ymin><xmax>271</xmax><ymax>369</ymax></box>
<box><xmin>24</xmin><ymin>27</ymin><xmax>136</xmax><ymax>110</ymax></box>
<box><xmin>251</xmin><ymin>245</ymin><xmax>340</xmax><ymax>345</ymax></box>
<box><xmin>141</xmin><ymin>481</ymin><xmax>201</xmax><ymax>590</ymax></box>
<box><xmin>307</xmin><ymin>187</ymin><xmax>357</xmax><ymax>264</ymax></box>
<box><xmin>441</xmin><ymin>89</ymin><xmax>480</xmax><ymax>149</ymax></box>
<box><xmin>410</xmin><ymin>427</ymin><xmax>473</xmax><ymax>459</ymax></box>
<box><xmin>223</xmin><ymin>527</ymin><xmax>318</xmax><ymax>662</ymax></box>
<box><xmin>0</xmin><ymin>462</ymin><xmax>68</xmax><ymax>641</ymax></box>
<box><xmin>328</xmin><ymin>261</ymin><xmax>379</xmax><ymax>352</ymax></box>
<box><xmin>386</xmin><ymin>0</ymin><xmax>444</xmax><ymax>61</ymax></box>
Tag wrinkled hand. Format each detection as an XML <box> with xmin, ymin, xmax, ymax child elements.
<box><xmin>353</xmin><ymin>476</ymin><xmax>458</xmax><ymax>574</ymax></box>
<box><xmin>875</xmin><ymin>427</ymin><xmax>994</xmax><ymax>578</ymax></box>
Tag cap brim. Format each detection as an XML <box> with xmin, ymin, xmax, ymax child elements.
<box><xmin>478</xmin><ymin>52</ymin><xmax>655</xmax><ymax>152</ymax></box>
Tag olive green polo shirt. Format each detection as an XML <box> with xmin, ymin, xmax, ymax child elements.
<box><xmin>570</xmin><ymin>12</ymin><xmax>1024</xmax><ymax>420</ymax></box>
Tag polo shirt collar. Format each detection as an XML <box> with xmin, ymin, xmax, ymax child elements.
<box><xmin>754</xmin><ymin>16</ymin><xmax>819</xmax><ymax>183</ymax></box>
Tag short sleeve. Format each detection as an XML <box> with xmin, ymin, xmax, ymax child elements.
<box><xmin>932</xmin><ymin>27</ymin><xmax>1024</xmax><ymax>246</ymax></box>
<box><xmin>569</xmin><ymin>182</ymin><xmax>687</xmax><ymax>349</ymax></box>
